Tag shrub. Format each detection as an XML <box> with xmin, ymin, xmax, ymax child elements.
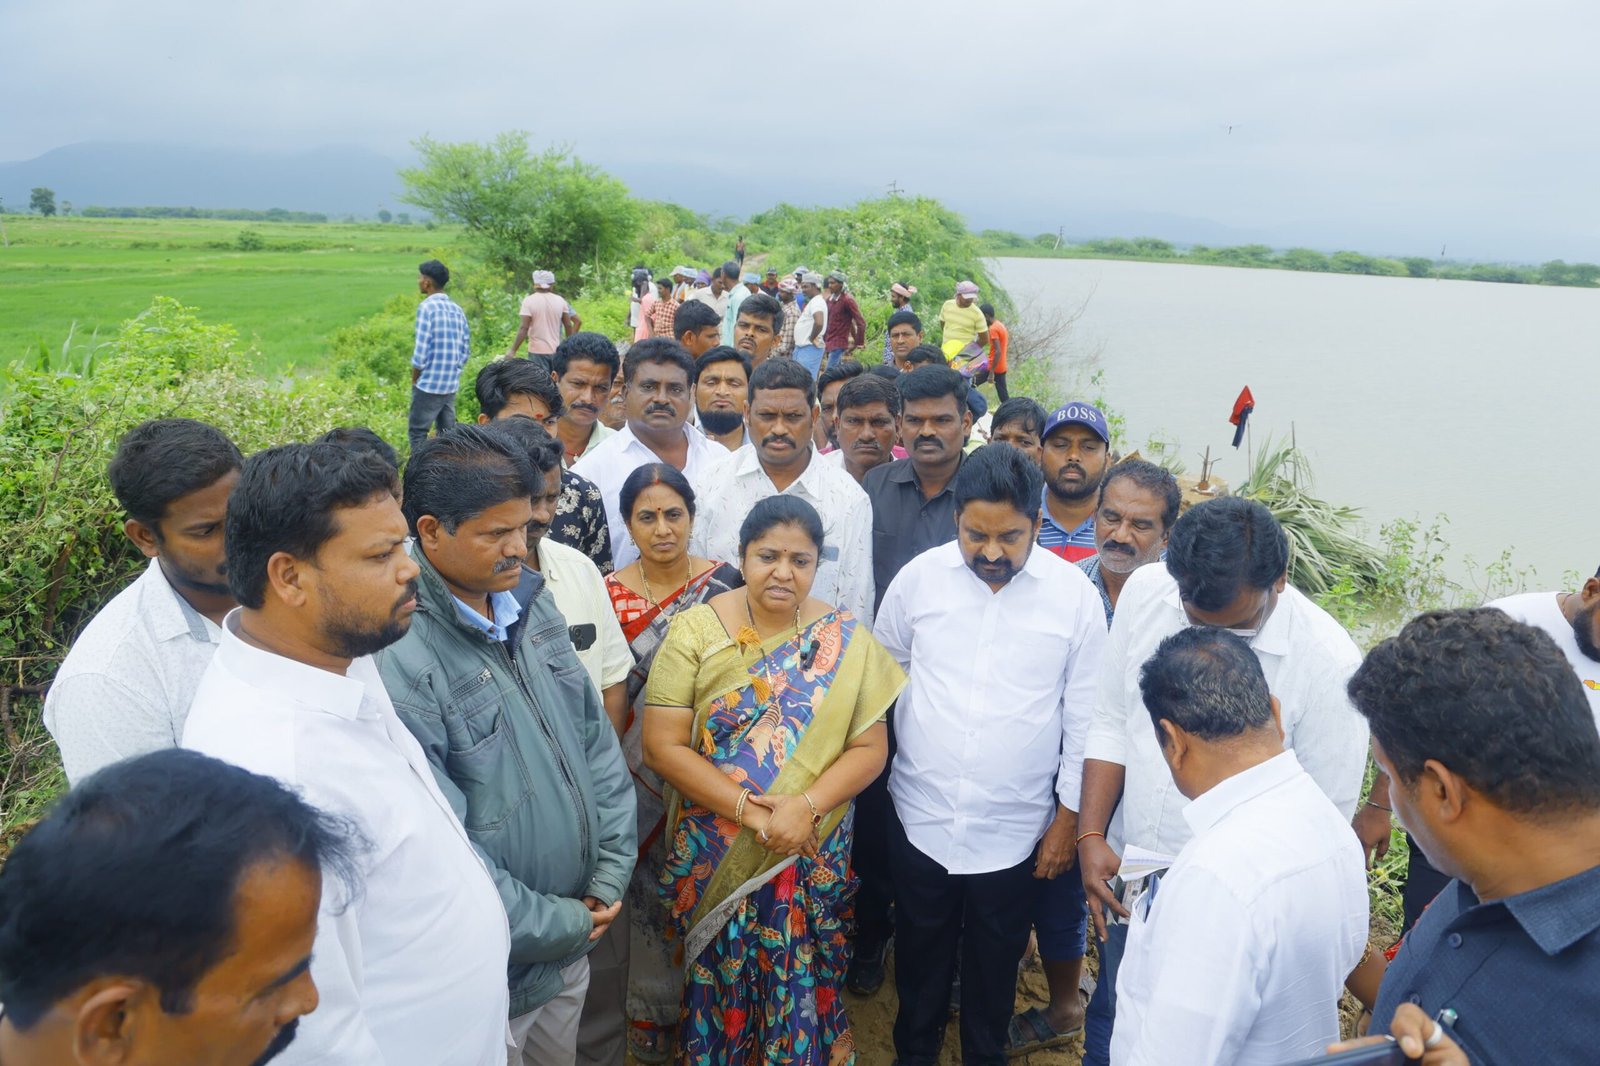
<box><xmin>234</xmin><ymin>228</ymin><xmax>265</xmax><ymax>251</ymax></box>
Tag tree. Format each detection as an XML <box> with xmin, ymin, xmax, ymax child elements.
<box><xmin>1401</xmin><ymin>257</ymin><xmax>1434</xmax><ymax>278</ymax></box>
<box><xmin>60</xmin><ymin>200</ymin><xmax>73</xmax><ymax>217</ymax></box>
<box><xmin>396</xmin><ymin>212</ymin><xmax>411</xmax><ymax>225</ymax></box>
<box><xmin>399</xmin><ymin>132</ymin><xmax>640</xmax><ymax>283</ymax></box>
<box><xmin>30</xmin><ymin>187</ymin><xmax>56</xmax><ymax>217</ymax></box>
<box><xmin>377</xmin><ymin>208</ymin><xmax>392</xmax><ymax>224</ymax></box>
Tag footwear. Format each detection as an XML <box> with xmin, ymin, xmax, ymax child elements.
<box><xmin>847</xmin><ymin>938</ymin><xmax>889</xmax><ymax>996</ymax></box>
<box><xmin>628</xmin><ymin>1020</ymin><xmax>673</xmax><ymax>1065</ymax></box>
<box><xmin>1004</xmin><ymin>996</ymin><xmax>1089</xmax><ymax>1057</ymax></box>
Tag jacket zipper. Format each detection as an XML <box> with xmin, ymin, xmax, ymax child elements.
<box><xmin>495</xmin><ymin>638</ymin><xmax>593</xmax><ymax>864</ymax></box>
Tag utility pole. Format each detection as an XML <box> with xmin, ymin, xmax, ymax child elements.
<box><xmin>887</xmin><ymin>180</ymin><xmax>902</xmax><ymax>198</ymax></box>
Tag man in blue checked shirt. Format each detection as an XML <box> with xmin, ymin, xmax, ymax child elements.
<box><xmin>409</xmin><ymin>259</ymin><xmax>472</xmax><ymax>447</ymax></box>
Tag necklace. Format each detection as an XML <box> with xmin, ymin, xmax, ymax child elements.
<box><xmin>736</xmin><ymin>593</ymin><xmax>801</xmax><ymax>652</ymax></box>
<box><xmin>640</xmin><ymin>556</ymin><xmax>693</xmax><ymax>607</ymax></box>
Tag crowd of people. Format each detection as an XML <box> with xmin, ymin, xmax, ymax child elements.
<box><xmin>0</xmin><ymin>250</ymin><xmax>1596</xmax><ymax>1066</ymax></box>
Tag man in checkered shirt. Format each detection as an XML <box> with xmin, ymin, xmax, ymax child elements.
<box><xmin>409</xmin><ymin>259</ymin><xmax>472</xmax><ymax>447</ymax></box>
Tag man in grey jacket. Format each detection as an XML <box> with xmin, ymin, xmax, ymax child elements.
<box><xmin>378</xmin><ymin>426</ymin><xmax>636</xmax><ymax>1066</ymax></box>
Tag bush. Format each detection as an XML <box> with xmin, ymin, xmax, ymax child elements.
<box><xmin>234</xmin><ymin>229</ymin><xmax>265</xmax><ymax>251</ymax></box>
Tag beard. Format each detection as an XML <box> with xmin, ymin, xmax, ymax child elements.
<box><xmin>319</xmin><ymin>580</ymin><xmax>418</xmax><ymax>659</ymax></box>
<box><xmin>1097</xmin><ymin>539</ymin><xmax>1160</xmax><ymax>575</ymax></box>
<box><xmin>968</xmin><ymin>556</ymin><xmax>1021</xmax><ymax>587</ymax></box>
<box><xmin>1573</xmin><ymin>601</ymin><xmax>1600</xmax><ymax>664</ymax></box>
<box><xmin>698</xmin><ymin>408</ymin><xmax>744</xmax><ymax>435</ymax></box>
<box><xmin>1048</xmin><ymin>463</ymin><xmax>1107</xmax><ymax>503</ymax></box>
<box><xmin>252</xmin><ymin>1019</ymin><xmax>299</xmax><ymax>1066</ymax></box>
<box><xmin>159</xmin><ymin>554</ymin><xmax>233</xmax><ymax>599</ymax></box>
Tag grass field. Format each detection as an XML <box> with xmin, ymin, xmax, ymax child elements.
<box><xmin>0</xmin><ymin>216</ymin><xmax>454</xmax><ymax>372</ymax></box>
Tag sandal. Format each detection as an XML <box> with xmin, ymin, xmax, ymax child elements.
<box><xmin>1005</xmin><ymin>1002</ymin><xmax>1086</xmax><ymax>1057</ymax></box>
<box><xmin>628</xmin><ymin>1020</ymin><xmax>673</xmax><ymax>1065</ymax></box>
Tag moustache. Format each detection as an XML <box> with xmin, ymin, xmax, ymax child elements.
<box><xmin>394</xmin><ymin>580</ymin><xmax>419</xmax><ymax>610</ymax></box>
<box><xmin>1102</xmin><ymin>540</ymin><xmax>1135</xmax><ymax>555</ymax></box>
<box><xmin>252</xmin><ymin>1018</ymin><xmax>300</xmax><ymax>1066</ymax></box>
<box><xmin>645</xmin><ymin>404</ymin><xmax>675</xmax><ymax>415</ymax></box>
<box><xmin>762</xmin><ymin>434</ymin><xmax>794</xmax><ymax>447</ymax></box>
<box><xmin>493</xmin><ymin>557</ymin><xmax>524</xmax><ymax>574</ymax></box>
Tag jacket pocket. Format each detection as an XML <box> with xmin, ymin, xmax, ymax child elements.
<box><xmin>445</xmin><ymin>688</ymin><xmax>533</xmax><ymax>832</ymax></box>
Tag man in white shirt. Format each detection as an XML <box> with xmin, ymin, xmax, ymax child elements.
<box><xmin>874</xmin><ymin>444</ymin><xmax>1106</xmax><ymax>1066</ymax></box>
<box><xmin>792</xmin><ymin>272</ymin><xmax>829</xmax><ymax>377</ymax></box>
<box><xmin>1490</xmin><ymin>567</ymin><xmax>1600</xmax><ymax>720</ymax></box>
<box><xmin>182</xmin><ymin>442</ymin><xmax>513</xmax><ymax>1066</ymax></box>
<box><xmin>573</xmin><ymin>339</ymin><xmax>721</xmax><ymax>569</ymax></box>
<box><xmin>685</xmin><ymin>261</ymin><xmax>738</xmax><ymax>322</ymax></box>
<box><xmin>1110</xmin><ymin>627</ymin><xmax>1367</xmax><ymax>1066</ymax></box>
<box><xmin>1075</xmin><ymin>496</ymin><xmax>1369</xmax><ymax>1066</ymax></box>
<box><xmin>44</xmin><ymin>418</ymin><xmax>240</xmax><ymax>783</ymax></box>
<box><xmin>694</xmin><ymin>358</ymin><xmax>876</xmax><ymax>626</ymax></box>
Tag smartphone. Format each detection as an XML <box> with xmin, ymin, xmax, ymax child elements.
<box><xmin>1281</xmin><ymin>1039</ymin><xmax>1410</xmax><ymax>1065</ymax></box>
<box><xmin>569</xmin><ymin>623</ymin><xmax>597</xmax><ymax>652</ymax></box>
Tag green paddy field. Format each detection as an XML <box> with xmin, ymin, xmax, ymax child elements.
<box><xmin>0</xmin><ymin>216</ymin><xmax>448</xmax><ymax>372</ymax></box>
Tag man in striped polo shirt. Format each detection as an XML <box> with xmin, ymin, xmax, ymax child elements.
<box><xmin>1037</xmin><ymin>401</ymin><xmax>1112</xmax><ymax>562</ymax></box>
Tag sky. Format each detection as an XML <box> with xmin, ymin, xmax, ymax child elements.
<box><xmin>6</xmin><ymin>0</ymin><xmax>1599</xmax><ymax>260</ymax></box>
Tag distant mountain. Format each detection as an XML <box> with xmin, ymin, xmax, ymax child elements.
<box><xmin>0</xmin><ymin>142</ymin><xmax>408</xmax><ymax>218</ymax></box>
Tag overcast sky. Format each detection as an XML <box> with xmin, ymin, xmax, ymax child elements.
<box><xmin>7</xmin><ymin>0</ymin><xmax>1598</xmax><ymax>259</ymax></box>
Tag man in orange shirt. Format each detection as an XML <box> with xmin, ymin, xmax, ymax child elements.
<box><xmin>981</xmin><ymin>302</ymin><xmax>1011</xmax><ymax>402</ymax></box>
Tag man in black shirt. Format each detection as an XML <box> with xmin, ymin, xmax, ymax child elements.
<box><xmin>1342</xmin><ymin>608</ymin><xmax>1600</xmax><ymax>1064</ymax></box>
<box><xmin>848</xmin><ymin>365</ymin><xmax>973</xmax><ymax>996</ymax></box>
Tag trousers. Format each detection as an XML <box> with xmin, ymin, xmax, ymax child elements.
<box><xmin>1081</xmin><ymin>907</ymin><xmax>1129</xmax><ymax>1066</ymax></box>
<box><xmin>408</xmin><ymin>386</ymin><xmax>456</xmax><ymax>447</ymax></box>
<box><xmin>575</xmin><ymin>896</ymin><xmax>630</xmax><ymax>1066</ymax></box>
<box><xmin>508</xmin><ymin>957</ymin><xmax>590</xmax><ymax>1066</ymax></box>
<box><xmin>889</xmin><ymin>800</ymin><xmax>1035</xmax><ymax>1066</ymax></box>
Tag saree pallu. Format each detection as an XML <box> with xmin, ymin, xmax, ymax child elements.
<box><xmin>644</xmin><ymin>604</ymin><xmax>905</xmax><ymax>1065</ymax></box>
<box><xmin>604</xmin><ymin>564</ymin><xmax>742</xmax><ymax>1028</ymax></box>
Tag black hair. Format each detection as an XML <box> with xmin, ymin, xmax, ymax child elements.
<box><xmin>620</xmin><ymin>462</ymin><xmax>697</xmax><ymax>524</ymax></box>
<box><xmin>108</xmin><ymin>418</ymin><xmax>242</xmax><ymax>528</ymax></box>
<box><xmin>550</xmin><ymin>331</ymin><xmax>620</xmax><ymax>379</ymax></box>
<box><xmin>402</xmin><ymin>425</ymin><xmax>540</xmax><ymax>537</ymax></box>
<box><xmin>1350</xmin><ymin>608</ymin><xmax>1600</xmax><ymax>816</ymax></box>
<box><xmin>623</xmin><ymin>337</ymin><xmax>696</xmax><ymax>385</ymax></box>
<box><xmin>485</xmin><ymin>415</ymin><xmax>563</xmax><ymax>476</ymax></box>
<box><xmin>1139</xmin><ymin>627</ymin><xmax>1274</xmax><ymax>742</ymax></box>
<box><xmin>903</xmin><ymin>343</ymin><xmax>945</xmax><ymax>368</ymax></box>
<box><xmin>867</xmin><ymin>363</ymin><xmax>902</xmax><ymax>382</ymax></box>
<box><xmin>1163</xmin><ymin>497</ymin><xmax>1289</xmax><ymax>611</ymax></box>
<box><xmin>693</xmin><ymin>345</ymin><xmax>752</xmax><ymax>385</ymax></box>
<box><xmin>1100</xmin><ymin>459</ymin><xmax>1182</xmax><ymax>531</ymax></box>
<box><xmin>0</xmin><ymin>749</ymin><xmax>363</xmax><ymax>1029</ymax></box>
<box><xmin>748</xmin><ymin>355</ymin><xmax>818</xmax><ymax>406</ymax></box>
<box><xmin>316</xmin><ymin>427</ymin><xmax>399</xmax><ymax>475</ymax></box>
<box><xmin>720</xmin><ymin>260</ymin><xmax>741</xmax><ymax>281</ymax></box>
<box><xmin>672</xmin><ymin>299</ymin><xmax>722</xmax><ymax>342</ymax></box>
<box><xmin>953</xmin><ymin>441</ymin><xmax>1043</xmax><ymax>519</ymax></box>
<box><xmin>897</xmin><ymin>364</ymin><xmax>969</xmax><ymax>409</ymax></box>
<box><xmin>990</xmin><ymin>398</ymin><xmax>1047</xmax><ymax>438</ymax></box>
<box><xmin>737</xmin><ymin>495</ymin><xmax>825</xmax><ymax>558</ymax></box>
<box><xmin>475</xmin><ymin>358</ymin><xmax>565</xmax><ymax>420</ymax></box>
<box><xmin>226</xmin><ymin>443</ymin><xmax>398</xmax><ymax>609</ymax></box>
<box><xmin>818</xmin><ymin>359</ymin><xmax>865</xmax><ymax>397</ymax></box>
<box><xmin>835</xmin><ymin>373</ymin><xmax>902</xmax><ymax>418</ymax></box>
<box><xmin>736</xmin><ymin>292</ymin><xmax>782</xmax><ymax>334</ymax></box>
<box><xmin>418</xmin><ymin>259</ymin><xmax>449</xmax><ymax>288</ymax></box>
<box><xmin>655</xmin><ymin>276</ymin><xmax>672</xmax><ymax>293</ymax></box>
<box><xmin>978</xmin><ymin>302</ymin><xmax>996</xmax><ymax>320</ymax></box>
<box><xmin>886</xmin><ymin>310</ymin><xmax>923</xmax><ymax>334</ymax></box>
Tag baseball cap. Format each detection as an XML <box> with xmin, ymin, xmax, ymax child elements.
<box><xmin>955</xmin><ymin>280</ymin><xmax>980</xmax><ymax>297</ymax></box>
<box><xmin>1042</xmin><ymin>401</ymin><xmax>1110</xmax><ymax>443</ymax></box>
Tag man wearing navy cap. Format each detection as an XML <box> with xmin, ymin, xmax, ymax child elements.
<box><xmin>1037</xmin><ymin>402</ymin><xmax>1113</xmax><ymax>563</ymax></box>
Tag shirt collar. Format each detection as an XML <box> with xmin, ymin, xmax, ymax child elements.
<box><xmin>450</xmin><ymin>587</ymin><xmax>523</xmax><ymax>642</ymax></box>
<box><xmin>143</xmin><ymin>558</ymin><xmax>222</xmax><ymax>644</ymax></box>
<box><xmin>619</xmin><ymin>422</ymin><xmax>698</xmax><ymax>463</ymax></box>
<box><xmin>1182</xmin><ymin>750</ymin><xmax>1303</xmax><ymax>837</ymax></box>
<box><xmin>1491</xmin><ymin>864</ymin><xmax>1600</xmax><ymax>955</ymax></box>
<box><xmin>887</xmin><ymin>454</ymin><xmax>962</xmax><ymax>494</ymax></box>
<box><xmin>737</xmin><ymin>441</ymin><xmax>823</xmax><ymax>491</ymax></box>
<box><xmin>214</xmin><ymin>610</ymin><xmax>368</xmax><ymax>720</ymax></box>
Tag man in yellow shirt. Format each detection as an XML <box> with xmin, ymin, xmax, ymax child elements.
<box><xmin>938</xmin><ymin>279</ymin><xmax>990</xmax><ymax>361</ymax></box>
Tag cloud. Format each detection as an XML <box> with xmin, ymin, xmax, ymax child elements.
<box><xmin>8</xmin><ymin>0</ymin><xmax>1599</xmax><ymax>257</ymax></box>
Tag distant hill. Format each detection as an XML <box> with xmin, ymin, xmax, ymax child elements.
<box><xmin>0</xmin><ymin>142</ymin><xmax>407</xmax><ymax>218</ymax></box>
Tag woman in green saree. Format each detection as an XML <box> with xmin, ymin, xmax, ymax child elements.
<box><xmin>643</xmin><ymin>496</ymin><xmax>904</xmax><ymax>1065</ymax></box>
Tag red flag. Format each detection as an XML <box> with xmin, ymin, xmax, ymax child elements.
<box><xmin>1229</xmin><ymin>386</ymin><xmax>1254</xmax><ymax>448</ymax></box>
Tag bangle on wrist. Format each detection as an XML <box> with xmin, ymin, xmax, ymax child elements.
<box><xmin>735</xmin><ymin>789</ymin><xmax>751</xmax><ymax>828</ymax></box>
<box><xmin>1076</xmin><ymin>830</ymin><xmax>1106</xmax><ymax>846</ymax></box>
<box><xmin>802</xmin><ymin>791</ymin><xmax>822</xmax><ymax>825</ymax></box>
<box><xmin>1365</xmin><ymin>801</ymin><xmax>1392</xmax><ymax>813</ymax></box>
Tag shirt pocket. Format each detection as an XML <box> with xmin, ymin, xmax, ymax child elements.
<box><xmin>444</xmin><ymin>678</ymin><xmax>533</xmax><ymax>832</ymax></box>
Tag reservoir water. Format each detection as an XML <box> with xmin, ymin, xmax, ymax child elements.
<box><xmin>988</xmin><ymin>256</ymin><xmax>1600</xmax><ymax>590</ymax></box>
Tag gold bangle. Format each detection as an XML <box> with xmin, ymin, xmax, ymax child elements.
<box><xmin>802</xmin><ymin>792</ymin><xmax>822</xmax><ymax>825</ymax></box>
<box><xmin>735</xmin><ymin>789</ymin><xmax>751</xmax><ymax>828</ymax></box>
